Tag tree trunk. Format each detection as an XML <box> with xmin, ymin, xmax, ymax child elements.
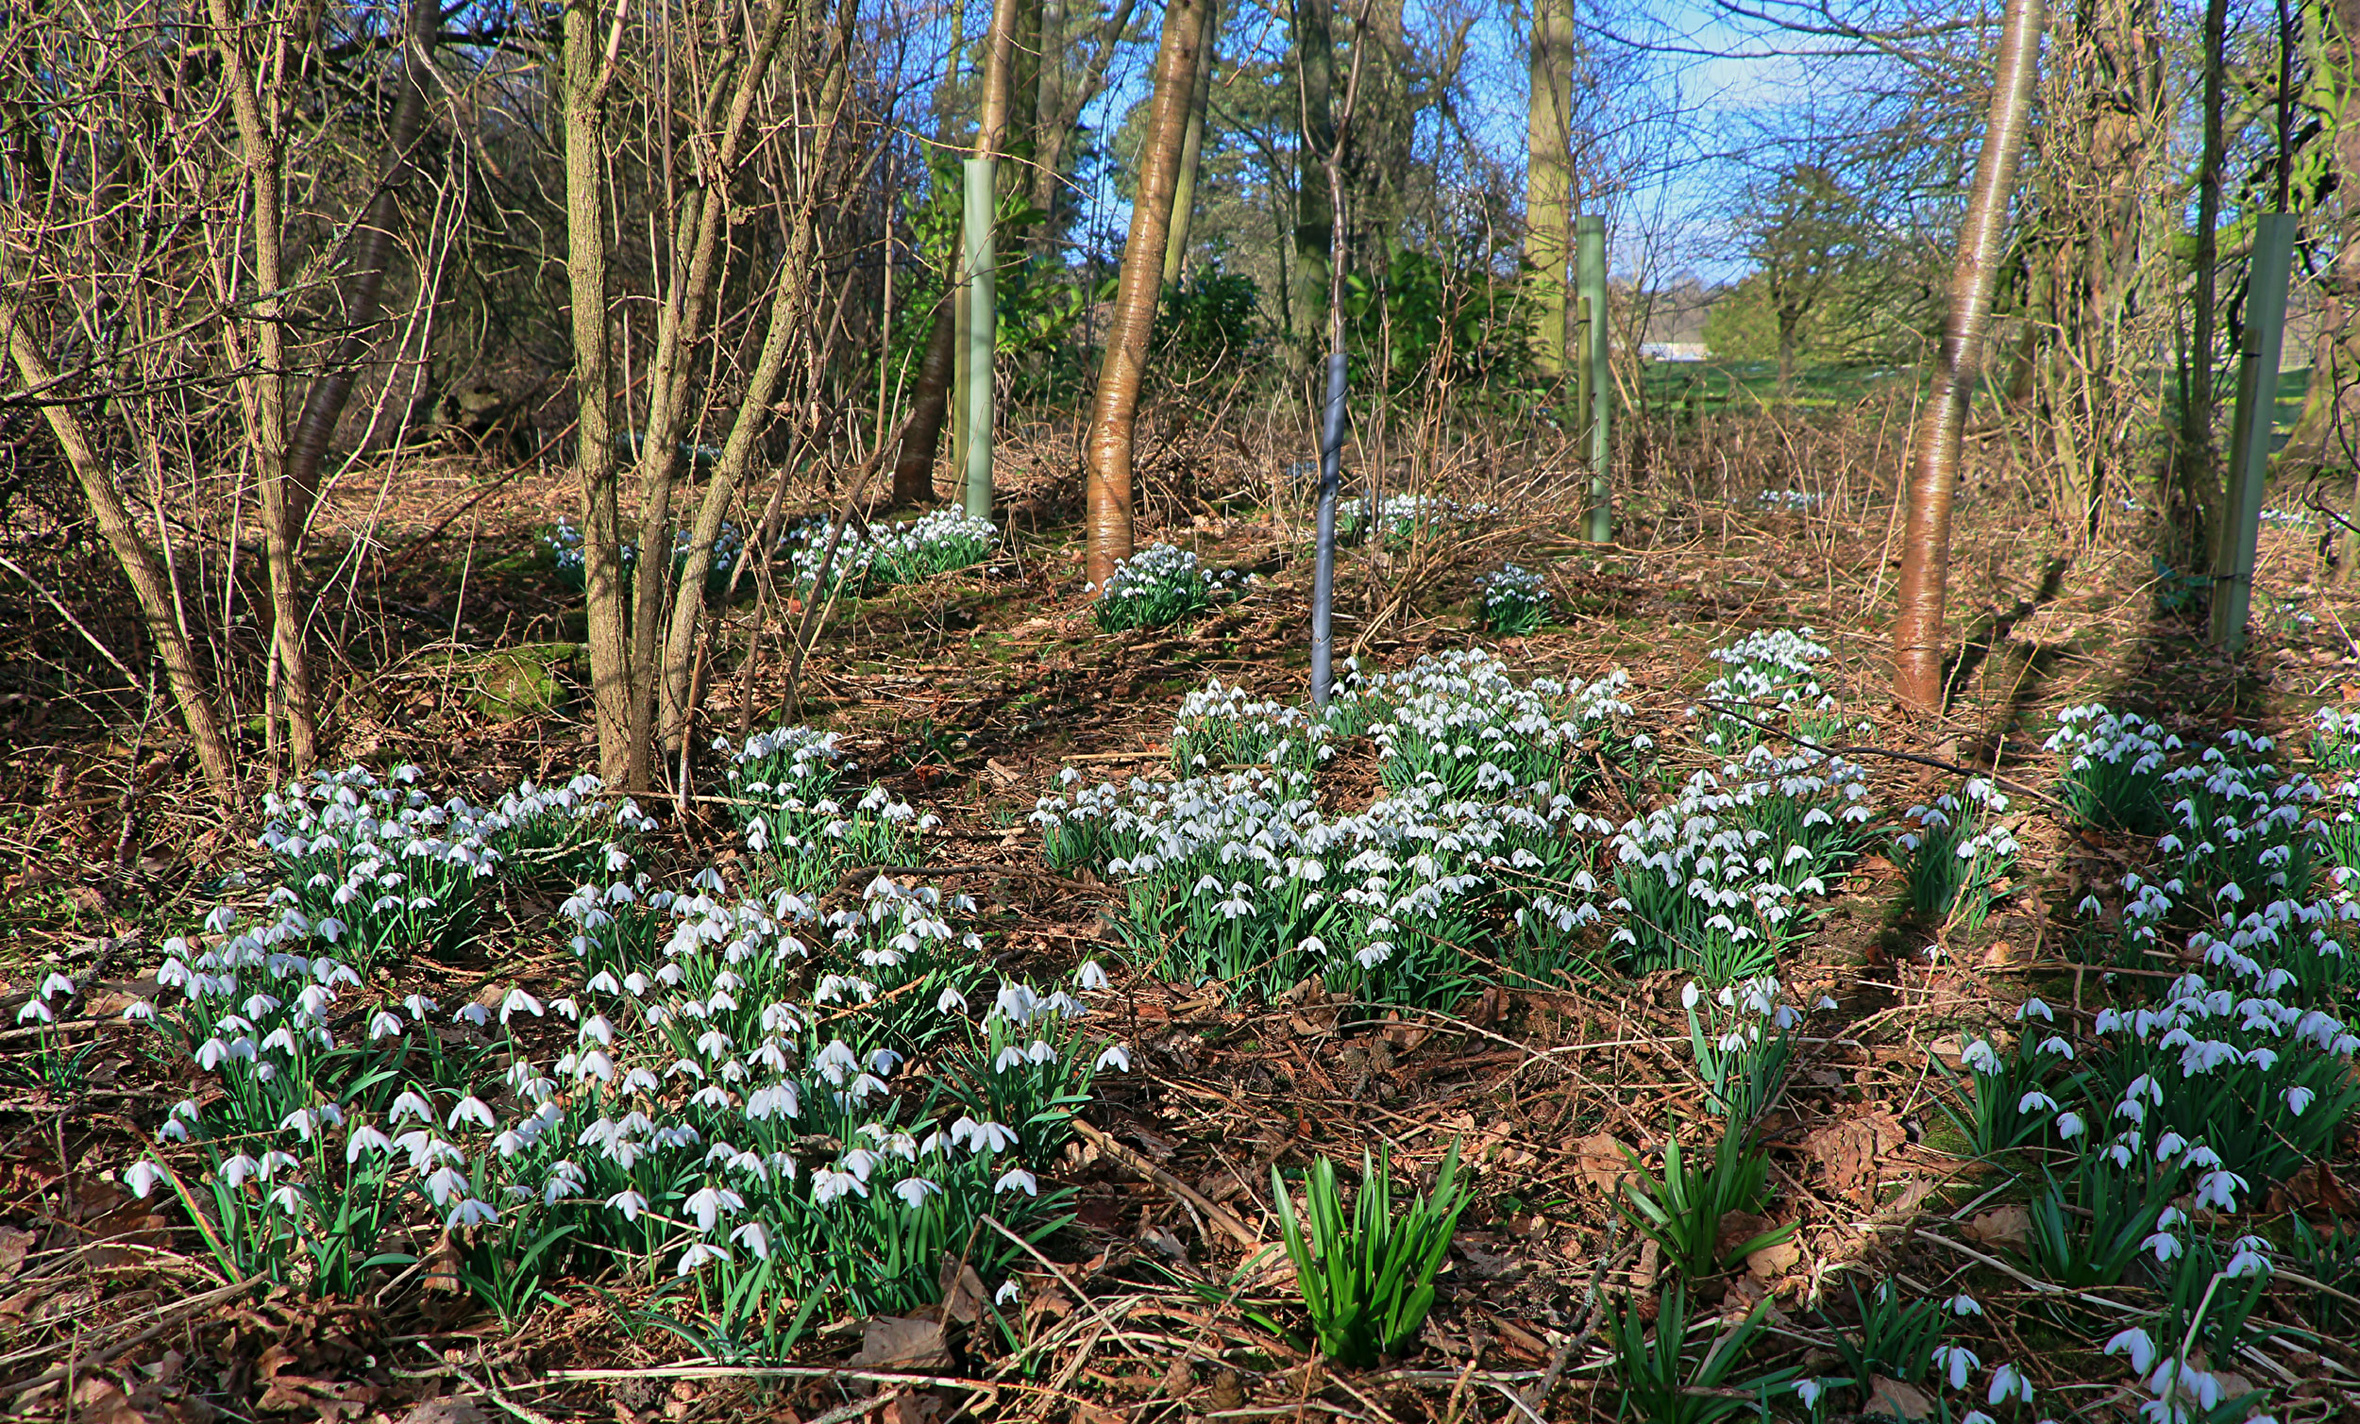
<box><xmin>1289</xmin><ymin>0</ymin><xmax>1337</xmax><ymax>365</ymax></box>
<box><xmin>283</xmin><ymin>0</ymin><xmax>436</xmax><ymax>539</ymax></box>
<box><xmin>620</xmin><ymin>1</ymin><xmax>800</xmax><ymax>791</ymax></box>
<box><xmin>562</xmin><ymin>0</ymin><xmax>630</xmax><ymax>784</ymax></box>
<box><xmin>891</xmin><ymin>299</ymin><xmax>958</xmax><ymax>505</ymax></box>
<box><xmin>1164</xmin><ymin>0</ymin><xmax>1219</xmax><ymax>285</ymax></box>
<box><xmin>1084</xmin><ymin>0</ymin><xmax>1210</xmax><ymax>589</ymax></box>
<box><xmin>1027</xmin><ymin>0</ymin><xmax>1139</xmax><ymax>247</ymax></box>
<box><xmin>2</xmin><ymin>305</ymin><xmax>237</xmax><ymax>799</ymax></box>
<box><xmin>1892</xmin><ymin>0</ymin><xmax>2045</xmax><ymax>712</ymax></box>
<box><xmin>1523</xmin><ymin>0</ymin><xmax>1573</xmax><ymax>376</ymax></box>
<box><xmin>659</xmin><ymin>35</ymin><xmax>853</xmax><ymax>744</ymax></box>
<box><xmin>206</xmin><ymin>0</ymin><xmax>318</xmax><ymax>772</ymax></box>
<box><xmin>2302</xmin><ymin>0</ymin><xmax>2360</xmax><ymax>577</ymax></box>
<box><xmin>2180</xmin><ymin>0</ymin><xmax>2228</xmax><ymax>557</ymax></box>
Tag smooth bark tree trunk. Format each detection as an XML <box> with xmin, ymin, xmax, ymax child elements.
<box><xmin>1026</xmin><ymin>0</ymin><xmax>1139</xmax><ymax>247</ymax></box>
<box><xmin>283</xmin><ymin>0</ymin><xmax>436</xmax><ymax>539</ymax></box>
<box><xmin>1163</xmin><ymin>0</ymin><xmax>1219</xmax><ymax>285</ymax></box>
<box><xmin>1891</xmin><ymin>0</ymin><xmax>2045</xmax><ymax>713</ymax></box>
<box><xmin>1084</xmin><ymin>0</ymin><xmax>1209</xmax><ymax>588</ymax></box>
<box><xmin>2</xmin><ymin>306</ymin><xmax>237</xmax><ymax>799</ymax></box>
<box><xmin>2180</xmin><ymin>0</ymin><xmax>2228</xmax><ymax>556</ymax></box>
<box><xmin>562</xmin><ymin>0</ymin><xmax>631</xmax><ymax>783</ymax></box>
<box><xmin>1289</xmin><ymin>0</ymin><xmax>1337</xmax><ymax>367</ymax></box>
<box><xmin>891</xmin><ymin>300</ymin><xmax>958</xmax><ymax>505</ymax></box>
<box><xmin>1523</xmin><ymin>0</ymin><xmax>1573</xmax><ymax>375</ymax></box>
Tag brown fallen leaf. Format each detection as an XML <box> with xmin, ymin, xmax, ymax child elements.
<box><xmin>1746</xmin><ymin>1237</ymin><xmax>1803</xmax><ymax>1280</ymax></box>
<box><xmin>853</xmin><ymin>1315</ymin><xmax>952</xmax><ymax>1371</ymax></box>
<box><xmin>1573</xmin><ymin>1134</ymin><xmax>1630</xmax><ymax>1196</ymax></box>
<box><xmin>1964</xmin><ymin>1203</ymin><xmax>2031</xmax><ymax>1248</ymax></box>
<box><xmin>1863</xmin><ymin>1376</ymin><xmax>1935</xmax><ymax>1422</ymax></box>
<box><xmin>1802</xmin><ymin>1110</ymin><xmax>1905</xmax><ymax>1203</ymax></box>
<box><xmin>398</xmin><ymin>1401</ymin><xmax>490</xmax><ymax>1424</ymax></box>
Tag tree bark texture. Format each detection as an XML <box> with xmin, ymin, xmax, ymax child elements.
<box><xmin>658</xmin><ymin>28</ymin><xmax>853</xmax><ymax>745</ymax></box>
<box><xmin>2</xmin><ymin>305</ymin><xmax>238</xmax><ymax>798</ymax></box>
<box><xmin>891</xmin><ymin>299</ymin><xmax>959</xmax><ymax>505</ymax></box>
<box><xmin>1523</xmin><ymin>0</ymin><xmax>1573</xmax><ymax>376</ymax></box>
<box><xmin>621</xmin><ymin>0</ymin><xmax>800</xmax><ymax>791</ymax></box>
<box><xmin>207</xmin><ymin>0</ymin><xmax>319</xmax><ymax>771</ymax></box>
<box><xmin>1163</xmin><ymin>0</ymin><xmax>1219</xmax><ymax>285</ymax></box>
<box><xmin>1084</xmin><ymin>0</ymin><xmax>1210</xmax><ymax>589</ymax></box>
<box><xmin>2180</xmin><ymin>0</ymin><xmax>2229</xmax><ymax>552</ymax></box>
<box><xmin>1891</xmin><ymin>0</ymin><xmax>2044</xmax><ymax>713</ymax></box>
<box><xmin>1025</xmin><ymin>0</ymin><xmax>1138</xmax><ymax>246</ymax></box>
<box><xmin>562</xmin><ymin>0</ymin><xmax>631</xmax><ymax>783</ymax></box>
<box><xmin>1289</xmin><ymin>0</ymin><xmax>1336</xmax><ymax>364</ymax></box>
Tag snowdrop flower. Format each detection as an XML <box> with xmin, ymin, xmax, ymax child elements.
<box><xmin>995</xmin><ymin>1279</ymin><xmax>1020</xmax><ymax>1306</ymax></box>
<box><xmin>605</xmin><ymin>1189</ymin><xmax>649</xmax><ymax>1221</ymax></box>
<box><xmin>1948</xmin><ymin>1293</ymin><xmax>1982</xmax><ymax>1316</ymax></box>
<box><xmin>453</xmin><ymin>1002</ymin><xmax>491</xmax><ymax>1027</ymax></box>
<box><xmin>2056</xmin><ymin>1112</ymin><xmax>2086</xmax><ymax>1140</ymax></box>
<box><xmin>1989</xmin><ymin>1364</ymin><xmax>2032</xmax><ymax>1407</ymax></box>
<box><xmin>447</xmin><ymin>1198</ymin><xmax>499</xmax><ymax>1229</ymax></box>
<box><xmin>447</xmin><ymin>1096</ymin><xmax>496</xmax><ymax>1131</ymax></box>
<box><xmin>732</xmin><ymin>1222</ymin><xmax>771</xmax><ymax>1259</ymax></box>
<box><xmin>676</xmin><ymin>1241</ymin><xmax>730</xmax><ymax>1276</ymax></box>
<box><xmin>936</xmin><ymin>986</ymin><xmax>968</xmax><ymax>1014</ymax></box>
<box><xmin>995</xmin><ymin>1167</ymin><xmax>1039</xmax><ymax>1196</ymax></box>
<box><xmin>2105</xmin><ymin>1327</ymin><xmax>2157</xmax><ymax>1375</ymax></box>
<box><xmin>895</xmin><ymin>1177</ymin><xmax>941</xmax><ymax>1209</ymax></box>
<box><xmin>390</xmin><ymin>1089</ymin><xmax>434</xmax><ymax>1123</ymax></box>
<box><xmin>1932</xmin><ymin>1345</ymin><xmax>1979</xmax><ymax>1392</ymax></box>
<box><xmin>1961</xmin><ymin>1039</ymin><xmax>2002</xmax><ymax>1074</ymax></box>
<box><xmin>1094</xmin><ymin>1044</ymin><xmax>1132</xmax><ymax>1072</ymax></box>
<box><xmin>1076</xmin><ymin>960</ymin><xmax>1110</xmax><ymax>991</ymax></box>
<box><xmin>124</xmin><ymin>1160</ymin><xmax>165</xmax><ymax>1197</ymax></box>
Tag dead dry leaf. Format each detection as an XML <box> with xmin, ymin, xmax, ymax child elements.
<box><xmin>1573</xmin><ymin>1134</ymin><xmax>1630</xmax><ymax>1195</ymax></box>
<box><xmin>1964</xmin><ymin>1204</ymin><xmax>2031</xmax><ymax>1249</ymax></box>
<box><xmin>852</xmin><ymin>1315</ymin><xmax>952</xmax><ymax>1371</ymax></box>
<box><xmin>1862</xmin><ymin>1376</ymin><xmax>1935</xmax><ymax>1422</ymax></box>
<box><xmin>1802</xmin><ymin>1110</ymin><xmax>1905</xmax><ymax>1202</ymax></box>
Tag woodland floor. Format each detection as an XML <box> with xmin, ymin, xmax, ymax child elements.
<box><xmin>4</xmin><ymin>409</ymin><xmax>2359</xmax><ymax>1423</ymax></box>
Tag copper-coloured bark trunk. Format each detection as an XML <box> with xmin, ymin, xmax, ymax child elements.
<box><xmin>1891</xmin><ymin>0</ymin><xmax>2045</xmax><ymax>713</ymax></box>
<box><xmin>891</xmin><ymin>298</ymin><xmax>959</xmax><ymax>506</ymax></box>
<box><xmin>1083</xmin><ymin>0</ymin><xmax>1208</xmax><ymax>589</ymax></box>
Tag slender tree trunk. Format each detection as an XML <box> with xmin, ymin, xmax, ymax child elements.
<box><xmin>892</xmin><ymin>300</ymin><xmax>958</xmax><ymax>505</ymax></box>
<box><xmin>207</xmin><ymin>0</ymin><xmax>318</xmax><ymax>771</ymax></box>
<box><xmin>621</xmin><ymin>2</ymin><xmax>799</xmax><ymax>791</ymax></box>
<box><xmin>659</xmin><ymin>31</ymin><xmax>853</xmax><ymax>742</ymax></box>
<box><xmin>1027</xmin><ymin>0</ymin><xmax>1138</xmax><ymax>244</ymax></box>
<box><xmin>283</xmin><ymin>0</ymin><xmax>436</xmax><ymax>538</ymax></box>
<box><xmin>1289</xmin><ymin>0</ymin><xmax>1336</xmax><ymax>366</ymax></box>
<box><xmin>2</xmin><ymin>306</ymin><xmax>237</xmax><ymax>798</ymax></box>
<box><xmin>1163</xmin><ymin>0</ymin><xmax>1219</xmax><ymax>285</ymax></box>
<box><xmin>1892</xmin><ymin>0</ymin><xmax>2045</xmax><ymax>712</ymax></box>
<box><xmin>2301</xmin><ymin>0</ymin><xmax>2360</xmax><ymax>576</ymax></box>
<box><xmin>563</xmin><ymin>0</ymin><xmax>630</xmax><ymax>783</ymax></box>
<box><xmin>2179</xmin><ymin>0</ymin><xmax>2228</xmax><ymax>558</ymax></box>
<box><xmin>1084</xmin><ymin>0</ymin><xmax>1209</xmax><ymax>588</ymax></box>
<box><xmin>1523</xmin><ymin>0</ymin><xmax>1572</xmax><ymax>376</ymax></box>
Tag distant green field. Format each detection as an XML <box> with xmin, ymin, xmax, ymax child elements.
<box><xmin>1632</xmin><ymin>359</ymin><xmax>2318</xmax><ymax>440</ymax></box>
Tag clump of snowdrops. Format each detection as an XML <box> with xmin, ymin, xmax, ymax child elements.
<box><xmin>118</xmin><ymin>766</ymin><xmax>1132</xmax><ymax>1358</ymax></box>
<box><xmin>1091</xmin><ymin>542</ymin><xmax>1237</xmax><ymax>632</ymax></box>
<box><xmin>1894</xmin><ymin>777</ymin><xmax>2019</xmax><ymax>934</ymax></box>
<box><xmin>712</xmin><ymin>725</ymin><xmax>938</xmax><ymax>890</ymax></box>
<box><xmin>1912</xmin><ymin>705</ymin><xmax>2360</xmax><ymax>1424</ymax></box>
<box><xmin>1475</xmin><ymin>563</ymin><xmax>1550</xmax><ymax>636</ymax></box>
<box><xmin>785</xmin><ymin>507</ymin><xmax>997</xmax><ymax>595</ymax></box>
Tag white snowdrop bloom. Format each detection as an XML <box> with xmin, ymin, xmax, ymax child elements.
<box><xmin>1988</xmin><ymin>1364</ymin><xmax>2032</xmax><ymax>1407</ymax></box>
<box><xmin>2057</xmin><ymin>1112</ymin><xmax>2086</xmax><ymax>1140</ymax></box>
<box><xmin>447</xmin><ymin>1198</ymin><xmax>499</xmax><ymax>1229</ymax></box>
<box><xmin>1961</xmin><ymin>1039</ymin><xmax>2002</xmax><ymax>1074</ymax></box>
<box><xmin>1076</xmin><ymin>960</ymin><xmax>1110</xmax><ymax>991</ymax></box>
<box><xmin>732</xmin><ymin>1222</ymin><xmax>771</xmax><ymax>1259</ymax></box>
<box><xmin>367</xmin><ymin>1010</ymin><xmax>404</xmax><ymax>1040</ymax></box>
<box><xmin>1948</xmin><ymin>1293</ymin><xmax>1982</xmax><ymax>1316</ymax></box>
<box><xmin>16</xmin><ymin>1000</ymin><xmax>53</xmax><ymax>1025</ymax></box>
<box><xmin>1094</xmin><ymin>1044</ymin><xmax>1132</xmax><ymax>1072</ymax></box>
<box><xmin>995</xmin><ymin>1279</ymin><xmax>1020</xmax><ymax>1306</ymax></box>
<box><xmin>604</xmin><ymin>1189</ymin><xmax>649</xmax><ymax>1221</ymax></box>
<box><xmin>869</xmin><ymin>1048</ymin><xmax>903</xmax><ymax>1076</ymax></box>
<box><xmin>813</xmin><ymin>1168</ymin><xmax>865</xmax><ymax>1205</ymax></box>
<box><xmin>2193</xmin><ymin>1169</ymin><xmax>2247</xmax><ymax>1212</ymax></box>
<box><xmin>995</xmin><ymin>1167</ymin><xmax>1039</xmax><ymax>1196</ymax></box>
<box><xmin>424</xmin><ymin>1165</ymin><xmax>468</xmax><ymax>1206</ymax></box>
<box><xmin>403</xmin><ymin>994</ymin><xmax>438</xmax><ymax>1020</ymax></box>
<box><xmin>452</xmin><ymin>1002</ymin><xmax>491</xmax><ymax>1027</ymax></box>
<box><xmin>895</xmin><ymin>1177</ymin><xmax>941</xmax><ymax>1209</ymax></box>
<box><xmin>936</xmin><ymin>986</ymin><xmax>969</xmax><ymax>1014</ymax></box>
<box><xmin>676</xmin><ymin>1241</ymin><xmax>730</xmax><ymax>1276</ymax></box>
<box><xmin>1931</xmin><ymin>1346</ymin><xmax>1978</xmax><ymax>1392</ymax></box>
<box><xmin>124</xmin><ymin>1160</ymin><xmax>165</xmax><ymax>1197</ymax></box>
<box><xmin>269</xmin><ymin>1184</ymin><xmax>306</xmax><ymax>1216</ymax></box>
<box><xmin>2285</xmin><ymin>1085</ymin><xmax>2317</xmax><ymax>1115</ymax></box>
<box><xmin>994</xmin><ymin>1044</ymin><xmax>1026</xmax><ymax>1073</ymax></box>
<box><xmin>447</xmin><ymin>1096</ymin><xmax>496</xmax><ymax>1131</ymax></box>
